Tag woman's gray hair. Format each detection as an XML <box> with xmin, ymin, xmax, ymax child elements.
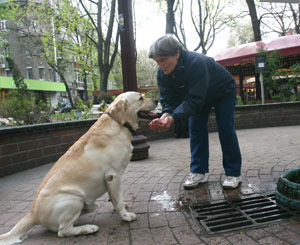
<box><xmin>149</xmin><ymin>34</ymin><xmax>184</xmax><ymax>58</ymax></box>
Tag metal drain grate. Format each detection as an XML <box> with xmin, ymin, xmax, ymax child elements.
<box><xmin>189</xmin><ymin>193</ymin><xmax>297</xmax><ymax>234</ymax></box>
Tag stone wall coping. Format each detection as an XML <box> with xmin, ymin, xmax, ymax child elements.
<box><xmin>0</xmin><ymin>101</ymin><xmax>299</xmax><ymax>136</ymax></box>
<box><xmin>235</xmin><ymin>101</ymin><xmax>300</xmax><ymax>109</ymax></box>
<box><xmin>0</xmin><ymin>119</ymin><xmax>97</xmax><ymax>136</ymax></box>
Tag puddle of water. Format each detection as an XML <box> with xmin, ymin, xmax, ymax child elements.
<box><xmin>151</xmin><ymin>190</ymin><xmax>176</xmax><ymax>211</ymax></box>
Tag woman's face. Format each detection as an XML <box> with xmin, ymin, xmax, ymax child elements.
<box><xmin>153</xmin><ymin>50</ymin><xmax>180</xmax><ymax>75</ymax></box>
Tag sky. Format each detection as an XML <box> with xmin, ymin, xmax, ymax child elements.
<box><xmin>134</xmin><ymin>1</ymin><xmax>165</xmax><ymax>52</ymax></box>
<box><xmin>134</xmin><ymin>1</ymin><xmax>232</xmax><ymax>57</ymax></box>
<box><xmin>78</xmin><ymin>0</ymin><xmax>233</xmax><ymax>57</ymax></box>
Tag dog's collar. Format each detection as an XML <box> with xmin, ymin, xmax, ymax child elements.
<box><xmin>103</xmin><ymin>112</ymin><xmax>136</xmax><ymax>134</ymax></box>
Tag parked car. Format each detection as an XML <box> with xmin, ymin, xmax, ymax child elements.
<box><xmin>59</xmin><ymin>103</ymin><xmax>72</xmax><ymax>113</ymax></box>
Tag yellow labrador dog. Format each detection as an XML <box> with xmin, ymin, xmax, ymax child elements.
<box><xmin>0</xmin><ymin>91</ymin><xmax>157</xmax><ymax>245</ymax></box>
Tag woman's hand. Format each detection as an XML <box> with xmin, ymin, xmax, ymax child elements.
<box><xmin>149</xmin><ymin>113</ymin><xmax>174</xmax><ymax>131</ymax></box>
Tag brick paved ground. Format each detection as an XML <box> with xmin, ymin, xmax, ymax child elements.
<box><xmin>0</xmin><ymin>125</ymin><xmax>300</xmax><ymax>244</ymax></box>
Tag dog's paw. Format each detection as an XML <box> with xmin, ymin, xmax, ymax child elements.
<box><xmin>121</xmin><ymin>211</ymin><xmax>136</xmax><ymax>222</ymax></box>
<box><xmin>58</xmin><ymin>224</ymin><xmax>99</xmax><ymax>237</ymax></box>
<box><xmin>77</xmin><ymin>224</ymin><xmax>99</xmax><ymax>235</ymax></box>
<box><xmin>84</xmin><ymin>224</ymin><xmax>99</xmax><ymax>234</ymax></box>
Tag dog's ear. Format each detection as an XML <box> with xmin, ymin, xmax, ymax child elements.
<box><xmin>109</xmin><ymin>98</ymin><xmax>128</xmax><ymax>125</ymax></box>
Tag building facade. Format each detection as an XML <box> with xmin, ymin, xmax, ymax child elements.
<box><xmin>0</xmin><ymin>0</ymin><xmax>94</xmax><ymax>107</ymax></box>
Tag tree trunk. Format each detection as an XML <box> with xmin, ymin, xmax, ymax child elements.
<box><xmin>245</xmin><ymin>0</ymin><xmax>261</xmax><ymax>41</ymax></box>
<box><xmin>166</xmin><ymin>0</ymin><xmax>176</xmax><ymax>34</ymax></box>
<box><xmin>290</xmin><ymin>3</ymin><xmax>300</xmax><ymax>34</ymax></box>
<box><xmin>100</xmin><ymin>69</ymin><xmax>109</xmax><ymax>92</ymax></box>
<box><xmin>58</xmin><ymin>71</ymin><xmax>75</xmax><ymax>108</ymax></box>
<box><xmin>245</xmin><ymin>0</ymin><xmax>262</xmax><ymax>100</ymax></box>
<box><xmin>83</xmin><ymin>71</ymin><xmax>88</xmax><ymax>102</ymax></box>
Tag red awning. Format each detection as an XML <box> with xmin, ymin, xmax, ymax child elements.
<box><xmin>264</xmin><ymin>34</ymin><xmax>300</xmax><ymax>56</ymax></box>
<box><xmin>214</xmin><ymin>34</ymin><xmax>300</xmax><ymax>66</ymax></box>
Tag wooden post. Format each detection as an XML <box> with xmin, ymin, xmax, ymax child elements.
<box><xmin>118</xmin><ymin>0</ymin><xmax>137</xmax><ymax>92</ymax></box>
<box><xmin>118</xmin><ymin>0</ymin><xmax>150</xmax><ymax>161</ymax></box>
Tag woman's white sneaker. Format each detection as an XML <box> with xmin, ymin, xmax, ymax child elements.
<box><xmin>222</xmin><ymin>176</ymin><xmax>242</xmax><ymax>189</ymax></box>
<box><xmin>184</xmin><ymin>173</ymin><xmax>208</xmax><ymax>190</ymax></box>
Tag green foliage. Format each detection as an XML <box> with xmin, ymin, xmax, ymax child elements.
<box><xmin>136</xmin><ymin>50</ymin><xmax>158</xmax><ymax>87</ymax></box>
<box><xmin>55</xmin><ymin>111</ymin><xmax>67</xmax><ymax>121</ymax></box>
<box><xmin>74</xmin><ymin>98</ymin><xmax>93</xmax><ymax>119</ymax></box>
<box><xmin>2</xmin><ymin>0</ymin><xmax>98</xmax><ymax>105</ymax></box>
<box><xmin>54</xmin><ymin>98</ymin><xmax>93</xmax><ymax>121</ymax></box>
<box><xmin>5</xmin><ymin>57</ymin><xmax>27</xmax><ymax>93</ymax></box>
<box><xmin>273</xmin><ymin>63</ymin><xmax>300</xmax><ymax>101</ymax></box>
<box><xmin>261</xmin><ymin>50</ymin><xmax>300</xmax><ymax>102</ymax></box>
<box><xmin>227</xmin><ymin>22</ymin><xmax>254</xmax><ymax>47</ymax></box>
<box><xmin>0</xmin><ymin>90</ymin><xmax>52</xmax><ymax>125</ymax></box>
<box><xmin>261</xmin><ymin>50</ymin><xmax>282</xmax><ymax>98</ymax></box>
<box><xmin>247</xmin><ymin>99</ymin><xmax>262</xmax><ymax>105</ymax></box>
<box><xmin>99</xmin><ymin>103</ymin><xmax>108</xmax><ymax>112</ymax></box>
<box><xmin>280</xmin><ymin>63</ymin><xmax>300</xmax><ymax>102</ymax></box>
<box><xmin>144</xmin><ymin>90</ymin><xmax>159</xmax><ymax>100</ymax></box>
<box><xmin>97</xmin><ymin>92</ymin><xmax>114</xmax><ymax>104</ymax></box>
<box><xmin>109</xmin><ymin>54</ymin><xmax>123</xmax><ymax>90</ymax></box>
<box><xmin>271</xmin><ymin>94</ymin><xmax>281</xmax><ymax>101</ymax></box>
<box><xmin>0</xmin><ymin>56</ymin><xmax>51</xmax><ymax>125</ymax></box>
<box><xmin>236</xmin><ymin>96</ymin><xmax>243</xmax><ymax>105</ymax></box>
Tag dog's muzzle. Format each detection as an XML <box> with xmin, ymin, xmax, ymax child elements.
<box><xmin>137</xmin><ymin>111</ymin><xmax>160</xmax><ymax>119</ymax></box>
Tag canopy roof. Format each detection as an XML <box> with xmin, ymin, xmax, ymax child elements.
<box><xmin>0</xmin><ymin>76</ymin><xmax>66</xmax><ymax>92</ymax></box>
<box><xmin>214</xmin><ymin>34</ymin><xmax>300</xmax><ymax>66</ymax></box>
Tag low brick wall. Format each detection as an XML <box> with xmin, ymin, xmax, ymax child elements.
<box><xmin>209</xmin><ymin>101</ymin><xmax>300</xmax><ymax>131</ymax></box>
<box><xmin>0</xmin><ymin>120</ymin><xmax>95</xmax><ymax>177</ymax></box>
<box><xmin>0</xmin><ymin>101</ymin><xmax>299</xmax><ymax>177</ymax></box>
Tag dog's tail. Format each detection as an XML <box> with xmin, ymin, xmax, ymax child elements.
<box><xmin>0</xmin><ymin>213</ymin><xmax>35</xmax><ymax>245</ymax></box>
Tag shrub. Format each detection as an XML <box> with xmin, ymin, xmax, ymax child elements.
<box><xmin>0</xmin><ymin>90</ymin><xmax>52</xmax><ymax>125</ymax></box>
<box><xmin>75</xmin><ymin>98</ymin><xmax>93</xmax><ymax>119</ymax></box>
<box><xmin>97</xmin><ymin>92</ymin><xmax>114</xmax><ymax>104</ymax></box>
<box><xmin>144</xmin><ymin>90</ymin><xmax>159</xmax><ymax>100</ymax></box>
<box><xmin>236</xmin><ymin>96</ymin><xmax>243</xmax><ymax>105</ymax></box>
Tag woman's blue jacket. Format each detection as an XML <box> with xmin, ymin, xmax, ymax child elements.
<box><xmin>157</xmin><ymin>50</ymin><xmax>236</xmax><ymax>121</ymax></box>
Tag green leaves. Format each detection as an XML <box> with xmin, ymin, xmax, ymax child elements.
<box><xmin>261</xmin><ymin>50</ymin><xmax>300</xmax><ymax>102</ymax></box>
<box><xmin>0</xmin><ymin>90</ymin><xmax>52</xmax><ymax>125</ymax></box>
<box><xmin>5</xmin><ymin>57</ymin><xmax>27</xmax><ymax>93</ymax></box>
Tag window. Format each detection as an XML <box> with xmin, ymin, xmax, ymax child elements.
<box><xmin>32</xmin><ymin>20</ymin><xmax>37</xmax><ymax>28</ymax></box>
<box><xmin>5</xmin><ymin>69</ymin><xmax>11</xmax><ymax>77</ymax></box>
<box><xmin>75</xmin><ymin>71</ymin><xmax>82</xmax><ymax>82</ymax></box>
<box><xmin>49</xmin><ymin>68</ymin><xmax>58</xmax><ymax>82</ymax></box>
<box><xmin>25</xmin><ymin>43</ymin><xmax>31</xmax><ymax>56</ymax></box>
<box><xmin>26</xmin><ymin>67</ymin><xmax>33</xmax><ymax>79</ymax></box>
<box><xmin>38</xmin><ymin>67</ymin><xmax>44</xmax><ymax>80</ymax></box>
<box><xmin>49</xmin><ymin>68</ymin><xmax>53</xmax><ymax>81</ymax></box>
<box><xmin>0</xmin><ymin>20</ymin><xmax>7</xmax><ymax>31</ymax></box>
<box><xmin>4</xmin><ymin>46</ymin><xmax>10</xmax><ymax>57</ymax></box>
<box><xmin>0</xmin><ymin>55</ymin><xmax>4</xmax><ymax>64</ymax></box>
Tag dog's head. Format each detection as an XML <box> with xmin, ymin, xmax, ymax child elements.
<box><xmin>106</xmin><ymin>91</ymin><xmax>158</xmax><ymax>132</ymax></box>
